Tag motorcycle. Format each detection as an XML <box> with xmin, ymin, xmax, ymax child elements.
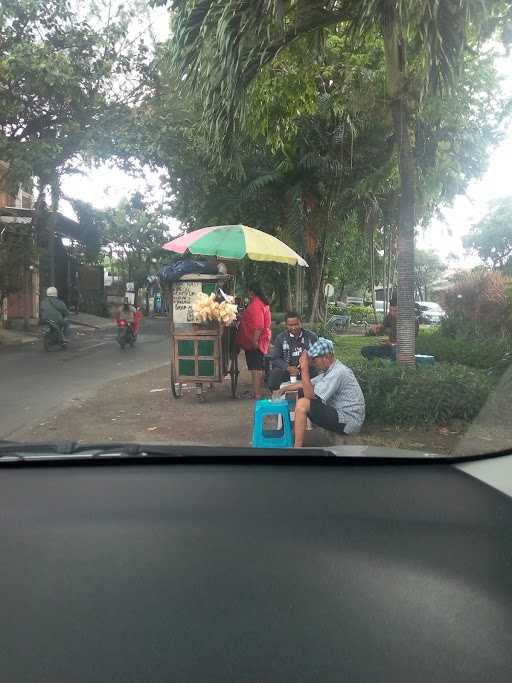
<box><xmin>41</xmin><ymin>320</ymin><xmax>67</xmax><ymax>351</ymax></box>
<box><xmin>116</xmin><ymin>319</ymin><xmax>137</xmax><ymax>349</ymax></box>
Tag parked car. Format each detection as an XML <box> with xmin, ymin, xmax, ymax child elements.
<box><xmin>416</xmin><ymin>301</ymin><xmax>446</xmax><ymax>325</ymax></box>
<box><xmin>372</xmin><ymin>300</ymin><xmax>443</xmax><ymax>325</ymax></box>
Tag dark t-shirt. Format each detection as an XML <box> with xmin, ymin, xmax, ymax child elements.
<box><xmin>271</xmin><ymin>329</ymin><xmax>318</xmax><ymax>370</ymax></box>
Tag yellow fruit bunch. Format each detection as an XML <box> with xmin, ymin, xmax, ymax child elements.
<box><xmin>192</xmin><ymin>292</ymin><xmax>237</xmax><ymax>325</ymax></box>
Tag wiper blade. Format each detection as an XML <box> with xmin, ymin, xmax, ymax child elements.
<box><xmin>0</xmin><ymin>441</ymin><xmax>139</xmax><ymax>456</ymax></box>
<box><xmin>0</xmin><ymin>441</ymin><xmax>333</xmax><ymax>461</ymax></box>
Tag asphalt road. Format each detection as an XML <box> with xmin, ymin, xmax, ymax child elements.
<box><xmin>0</xmin><ymin>317</ymin><xmax>170</xmax><ymax>440</ymax></box>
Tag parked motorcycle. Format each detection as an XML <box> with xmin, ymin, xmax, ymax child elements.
<box><xmin>116</xmin><ymin>319</ymin><xmax>137</xmax><ymax>349</ymax></box>
<box><xmin>41</xmin><ymin>320</ymin><xmax>67</xmax><ymax>351</ymax></box>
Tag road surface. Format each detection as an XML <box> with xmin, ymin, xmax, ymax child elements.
<box><xmin>0</xmin><ymin>318</ymin><xmax>170</xmax><ymax>440</ymax></box>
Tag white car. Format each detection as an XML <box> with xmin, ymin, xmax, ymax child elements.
<box><xmin>416</xmin><ymin>301</ymin><xmax>445</xmax><ymax>325</ymax></box>
<box><xmin>373</xmin><ymin>300</ymin><xmax>445</xmax><ymax>324</ymax></box>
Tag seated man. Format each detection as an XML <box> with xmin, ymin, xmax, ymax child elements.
<box><xmin>40</xmin><ymin>286</ymin><xmax>71</xmax><ymax>339</ymax></box>
<box><xmin>268</xmin><ymin>311</ymin><xmax>318</xmax><ymax>390</ymax></box>
<box><xmin>280</xmin><ymin>338</ymin><xmax>365</xmax><ymax>448</ymax></box>
<box><xmin>361</xmin><ymin>294</ymin><xmax>419</xmax><ymax>361</ymax></box>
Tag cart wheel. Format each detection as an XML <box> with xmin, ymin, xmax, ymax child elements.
<box><xmin>170</xmin><ymin>363</ymin><xmax>182</xmax><ymax>399</ymax></box>
<box><xmin>230</xmin><ymin>350</ymin><xmax>239</xmax><ymax>399</ymax></box>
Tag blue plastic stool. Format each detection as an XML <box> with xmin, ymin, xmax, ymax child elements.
<box><xmin>251</xmin><ymin>399</ymin><xmax>293</xmax><ymax>449</ymax></box>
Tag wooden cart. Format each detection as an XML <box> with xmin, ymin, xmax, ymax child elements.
<box><xmin>168</xmin><ymin>274</ymin><xmax>239</xmax><ymax>400</ymax></box>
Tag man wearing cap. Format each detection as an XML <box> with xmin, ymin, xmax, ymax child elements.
<box><xmin>40</xmin><ymin>287</ymin><xmax>71</xmax><ymax>340</ymax></box>
<box><xmin>280</xmin><ymin>337</ymin><xmax>365</xmax><ymax>447</ymax></box>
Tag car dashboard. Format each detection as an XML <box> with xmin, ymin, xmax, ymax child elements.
<box><xmin>1</xmin><ymin>449</ymin><xmax>512</xmax><ymax>682</ymax></box>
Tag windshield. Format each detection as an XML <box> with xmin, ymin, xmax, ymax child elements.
<box><xmin>1</xmin><ymin>0</ymin><xmax>511</xmax><ymax>458</ymax></box>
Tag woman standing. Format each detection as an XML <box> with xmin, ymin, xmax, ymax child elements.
<box><xmin>236</xmin><ymin>282</ymin><xmax>272</xmax><ymax>399</ymax></box>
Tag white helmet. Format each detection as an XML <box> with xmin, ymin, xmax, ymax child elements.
<box><xmin>46</xmin><ymin>286</ymin><xmax>58</xmax><ymax>297</ymax></box>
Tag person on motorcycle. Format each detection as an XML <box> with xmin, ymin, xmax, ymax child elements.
<box><xmin>118</xmin><ymin>298</ymin><xmax>136</xmax><ymax>323</ymax></box>
<box><xmin>40</xmin><ymin>287</ymin><xmax>71</xmax><ymax>340</ymax></box>
<box><xmin>116</xmin><ymin>298</ymin><xmax>140</xmax><ymax>342</ymax></box>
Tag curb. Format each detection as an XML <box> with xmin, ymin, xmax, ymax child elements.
<box><xmin>0</xmin><ymin>335</ymin><xmax>38</xmax><ymax>347</ymax></box>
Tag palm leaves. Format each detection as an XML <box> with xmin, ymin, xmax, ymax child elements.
<box><xmin>171</xmin><ymin>1</ymin><xmax>508</xmax><ymax>130</ymax></box>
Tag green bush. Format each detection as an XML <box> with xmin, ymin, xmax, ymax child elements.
<box><xmin>442</xmin><ymin>270</ymin><xmax>511</xmax><ymax>337</ymax></box>
<box><xmin>416</xmin><ymin>330</ymin><xmax>512</xmax><ymax>370</ymax></box>
<box><xmin>352</xmin><ymin>362</ymin><xmax>493</xmax><ymax>425</ymax></box>
<box><xmin>328</xmin><ymin>304</ymin><xmax>375</xmax><ymax>323</ymax></box>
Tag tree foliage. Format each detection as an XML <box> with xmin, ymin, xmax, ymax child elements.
<box><xmin>463</xmin><ymin>196</ymin><xmax>512</xmax><ymax>270</ymax></box>
<box><xmin>415</xmin><ymin>249</ymin><xmax>446</xmax><ymax>300</ymax></box>
<box><xmin>101</xmin><ymin>192</ymin><xmax>171</xmax><ymax>289</ymax></box>
<box><xmin>442</xmin><ymin>269</ymin><xmax>511</xmax><ymax>338</ymax></box>
<box><xmin>0</xmin><ymin>0</ymin><xmax>144</xmax><ymax>189</ymax></box>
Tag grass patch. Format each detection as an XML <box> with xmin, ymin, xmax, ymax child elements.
<box><xmin>334</xmin><ymin>335</ymin><xmax>375</xmax><ymax>366</ymax></box>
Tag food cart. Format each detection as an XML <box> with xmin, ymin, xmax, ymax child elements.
<box><xmin>162</xmin><ymin>224</ymin><xmax>308</xmax><ymax>402</ymax></box>
<box><xmin>168</xmin><ymin>273</ymin><xmax>239</xmax><ymax>401</ymax></box>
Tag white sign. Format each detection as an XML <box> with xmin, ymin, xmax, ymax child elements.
<box><xmin>126</xmin><ymin>282</ymin><xmax>135</xmax><ymax>292</ymax></box>
<box><xmin>324</xmin><ymin>283</ymin><xmax>335</xmax><ymax>298</ymax></box>
<box><xmin>173</xmin><ymin>281</ymin><xmax>201</xmax><ymax>323</ymax></box>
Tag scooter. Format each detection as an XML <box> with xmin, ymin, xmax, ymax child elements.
<box><xmin>116</xmin><ymin>319</ymin><xmax>137</xmax><ymax>349</ymax></box>
<box><xmin>41</xmin><ymin>320</ymin><xmax>67</xmax><ymax>351</ymax></box>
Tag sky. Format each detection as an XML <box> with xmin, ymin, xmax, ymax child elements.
<box><xmin>61</xmin><ymin>10</ymin><xmax>512</xmax><ymax>268</ymax></box>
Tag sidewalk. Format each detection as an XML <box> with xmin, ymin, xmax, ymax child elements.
<box><xmin>0</xmin><ymin>327</ymin><xmax>39</xmax><ymax>346</ymax></box>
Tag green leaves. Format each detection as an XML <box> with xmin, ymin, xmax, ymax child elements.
<box><xmin>0</xmin><ymin>0</ymin><xmax>144</xmax><ymax>187</ymax></box>
<box><xmin>463</xmin><ymin>197</ymin><xmax>512</xmax><ymax>270</ymax></box>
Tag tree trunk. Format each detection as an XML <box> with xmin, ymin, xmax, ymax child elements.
<box><xmin>307</xmin><ymin>252</ymin><xmax>321</xmax><ymax>323</ymax></box>
<box><xmin>308</xmin><ymin>236</ymin><xmax>328</xmax><ymax>323</ymax></box>
<box><xmin>382</xmin><ymin>14</ymin><xmax>417</xmax><ymax>365</ymax></box>
<box><xmin>369</xmin><ymin>225</ymin><xmax>376</xmax><ymax>319</ymax></box>
<box><xmin>394</xmin><ymin>114</ymin><xmax>416</xmax><ymax>364</ymax></box>
<box><xmin>286</xmin><ymin>267</ymin><xmax>293</xmax><ymax>311</ymax></box>
<box><xmin>48</xmin><ymin>176</ymin><xmax>60</xmax><ymax>288</ymax></box>
<box><xmin>295</xmin><ymin>264</ymin><xmax>304</xmax><ymax>316</ymax></box>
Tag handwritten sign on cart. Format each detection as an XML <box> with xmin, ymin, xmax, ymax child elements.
<box><xmin>173</xmin><ymin>281</ymin><xmax>201</xmax><ymax>323</ymax></box>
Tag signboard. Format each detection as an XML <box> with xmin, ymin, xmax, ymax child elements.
<box><xmin>173</xmin><ymin>281</ymin><xmax>201</xmax><ymax>323</ymax></box>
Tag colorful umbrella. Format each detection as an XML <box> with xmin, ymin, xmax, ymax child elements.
<box><xmin>162</xmin><ymin>225</ymin><xmax>308</xmax><ymax>267</ymax></box>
